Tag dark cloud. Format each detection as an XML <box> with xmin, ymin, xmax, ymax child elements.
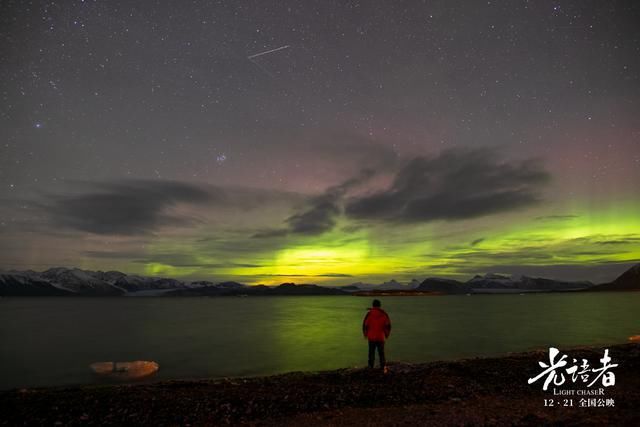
<box><xmin>39</xmin><ymin>180</ymin><xmax>303</xmax><ymax>236</ymax></box>
<box><xmin>436</xmin><ymin>247</ymin><xmax>555</xmax><ymax>263</ymax></box>
<box><xmin>229</xmin><ymin>263</ymin><xmax>264</xmax><ymax>268</ymax></box>
<box><xmin>286</xmin><ymin>168</ymin><xmax>377</xmax><ymax>235</ymax></box>
<box><xmin>341</xmin><ymin>224</ymin><xmax>365</xmax><ymax>234</ymax></box>
<box><xmin>285</xmin><ymin>169</ymin><xmax>377</xmax><ymax>235</ymax></box>
<box><xmin>571</xmin><ymin>251</ymin><xmax>626</xmax><ymax>256</ymax></box>
<box><xmin>535</xmin><ymin>215</ymin><xmax>579</xmax><ymax>221</ymax></box>
<box><xmin>254</xmin><ymin>169</ymin><xmax>377</xmax><ymax>238</ymax></box>
<box><xmin>132</xmin><ymin>259</ymin><xmax>264</xmax><ymax>269</ymax></box>
<box><xmin>265</xmin><ymin>273</ymin><xmax>353</xmax><ymax>277</ymax></box>
<box><xmin>254</xmin><ymin>149</ymin><xmax>549</xmax><ymax>237</ymax></box>
<box><xmin>251</xmin><ymin>228</ymin><xmax>290</xmax><ymax>239</ymax></box>
<box><xmin>47</xmin><ymin>180</ymin><xmax>216</xmax><ymax>235</ymax></box>
<box><xmin>595</xmin><ymin>238</ymin><xmax>640</xmax><ymax>245</ymax></box>
<box><xmin>568</xmin><ymin>235</ymin><xmax>640</xmax><ymax>246</ymax></box>
<box><xmin>285</xmin><ymin>196</ymin><xmax>340</xmax><ymax>235</ymax></box>
<box><xmin>470</xmin><ymin>237</ymin><xmax>485</xmax><ymax>246</ymax></box>
<box><xmin>346</xmin><ymin>149</ymin><xmax>550</xmax><ymax>223</ymax></box>
<box><xmin>318</xmin><ymin>273</ymin><xmax>353</xmax><ymax>277</ymax></box>
<box><xmin>107</xmin><ymin>252</ymin><xmax>266</xmax><ymax>268</ymax></box>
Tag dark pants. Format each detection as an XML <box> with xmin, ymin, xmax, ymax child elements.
<box><xmin>368</xmin><ymin>340</ymin><xmax>385</xmax><ymax>369</ymax></box>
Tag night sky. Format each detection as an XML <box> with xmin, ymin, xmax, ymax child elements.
<box><xmin>1</xmin><ymin>0</ymin><xmax>639</xmax><ymax>284</ymax></box>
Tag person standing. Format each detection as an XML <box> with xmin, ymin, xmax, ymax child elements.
<box><xmin>362</xmin><ymin>299</ymin><xmax>391</xmax><ymax>371</ymax></box>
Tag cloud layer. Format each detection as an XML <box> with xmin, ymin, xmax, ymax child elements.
<box><xmin>254</xmin><ymin>169</ymin><xmax>376</xmax><ymax>238</ymax></box>
<box><xmin>346</xmin><ymin>149</ymin><xmax>550</xmax><ymax>223</ymax></box>
<box><xmin>47</xmin><ymin>180</ymin><xmax>216</xmax><ymax>235</ymax></box>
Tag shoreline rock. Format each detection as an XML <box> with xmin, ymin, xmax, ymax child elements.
<box><xmin>2</xmin><ymin>343</ymin><xmax>638</xmax><ymax>425</ymax></box>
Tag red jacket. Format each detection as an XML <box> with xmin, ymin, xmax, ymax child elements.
<box><xmin>362</xmin><ymin>307</ymin><xmax>391</xmax><ymax>342</ymax></box>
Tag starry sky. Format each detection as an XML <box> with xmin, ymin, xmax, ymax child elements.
<box><xmin>1</xmin><ymin>0</ymin><xmax>639</xmax><ymax>284</ymax></box>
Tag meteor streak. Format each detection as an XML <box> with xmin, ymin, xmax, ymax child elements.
<box><xmin>247</xmin><ymin>45</ymin><xmax>290</xmax><ymax>59</ymax></box>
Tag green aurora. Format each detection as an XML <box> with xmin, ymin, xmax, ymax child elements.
<box><xmin>138</xmin><ymin>199</ymin><xmax>640</xmax><ymax>284</ymax></box>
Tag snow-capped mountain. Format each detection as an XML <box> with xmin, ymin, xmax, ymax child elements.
<box><xmin>416</xmin><ymin>273</ymin><xmax>595</xmax><ymax>294</ymax></box>
<box><xmin>2</xmin><ymin>264</ymin><xmax>631</xmax><ymax>297</ymax></box>
<box><xmin>113</xmin><ymin>275</ymin><xmax>186</xmax><ymax>292</ymax></box>
<box><xmin>416</xmin><ymin>277</ymin><xmax>469</xmax><ymax>294</ymax></box>
<box><xmin>0</xmin><ymin>272</ymin><xmax>73</xmax><ymax>296</ymax></box>
<box><xmin>467</xmin><ymin>273</ymin><xmax>593</xmax><ymax>292</ymax></box>
<box><xmin>467</xmin><ymin>273</ymin><xmax>519</xmax><ymax>289</ymax></box>
<box><xmin>0</xmin><ymin>267</ymin><xmax>194</xmax><ymax>296</ymax></box>
<box><xmin>346</xmin><ymin>279</ymin><xmax>421</xmax><ymax>291</ymax></box>
<box><xmin>40</xmin><ymin>267</ymin><xmax>124</xmax><ymax>295</ymax></box>
<box><xmin>466</xmin><ymin>273</ymin><xmax>593</xmax><ymax>292</ymax></box>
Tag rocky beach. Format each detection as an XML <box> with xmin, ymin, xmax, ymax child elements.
<box><xmin>2</xmin><ymin>343</ymin><xmax>638</xmax><ymax>426</ymax></box>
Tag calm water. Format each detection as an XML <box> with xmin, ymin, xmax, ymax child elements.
<box><xmin>1</xmin><ymin>293</ymin><xmax>638</xmax><ymax>389</ymax></box>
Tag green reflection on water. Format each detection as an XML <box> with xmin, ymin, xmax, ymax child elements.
<box><xmin>0</xmin><ymin>293</ymin><xmax>638</xmax><ymax>389</ymax></box>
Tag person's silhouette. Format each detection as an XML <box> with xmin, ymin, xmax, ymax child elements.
<box><xmin>362</xmin><ymin>299</ymin><xmax>391</xmax><ymax>372</ymax></box>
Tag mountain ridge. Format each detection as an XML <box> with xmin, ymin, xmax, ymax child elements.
<box><xmin>585</xmin><ymin>263</ymin><xmax>640</xmax><ymax>292</ymax></box>
<box><xmin>1</xmin><ymin>264</ymin><xmax>638</xmax><ymax>296</ymax></box>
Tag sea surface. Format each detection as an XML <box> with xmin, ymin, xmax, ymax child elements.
<box><xmin>1</xmin><ymin>293</ymin><xmax>638</xmax><ymax>389</ymax></box>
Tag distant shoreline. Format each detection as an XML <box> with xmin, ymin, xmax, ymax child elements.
<box><xmin>2</xmin><ymin>263</ymin><xmax>638</xmax><ymax>296</ymax></box>
<box><xmin>2</xmin><ymin>343</ymin><xmax>638</xmax><ymax>425</ymax></box>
